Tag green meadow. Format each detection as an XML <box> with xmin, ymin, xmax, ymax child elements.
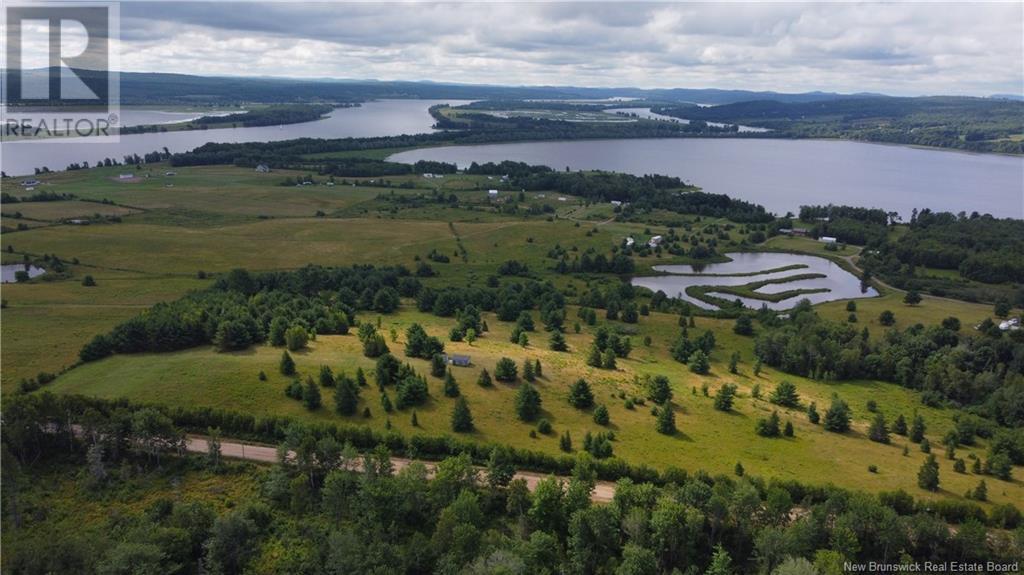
<box><xmin>3</xmin><ymin>161</ymin><xmax>1019</xmax><ymax>508</ymax></box>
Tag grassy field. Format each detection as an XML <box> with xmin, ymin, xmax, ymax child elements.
<box><xmin>49</xmin><ymin>304</ymin><xmax>1023</xmax><ymax>507</ymax></box>
<box><xmin>5</xmin><ymin>160</ymin><xmax>1020</xmax><ymax>508</ymax></box>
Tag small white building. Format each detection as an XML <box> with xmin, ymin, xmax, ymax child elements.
<box><xmin>610</xmin><ymin>200</ymin><xmax>622</xmax><ymax>207</ymax></box>
<box><xmin>164</xmin><ymin>171</ymin><xmax>176</xmax><ymax>177</ymax></box>
<box><xmin>557</xmin><ymin>197</ymin><xmax>567</xmax><ymax>202</ymax></box>
<box><xmin>21</xmin><ymin>179</ymin><xmax>40</xmax><ymax>187</ymax></box>
<box><xmin>118</xmin><ymin>173</ymin><xmax>134</xmax><ymax>180</ymax></box>
<box><xmin>488</xmin><ymin>189</ymin><xmax>499</xmax><ymax>197</ymax></box>
<box><xmin>625</xmin><ymin>237</ymin><xmax>635</xmax><ymax>247</ymax></box>
<box><xmin>648</xmin><ymin>235</ymin><xmax>663</xmax><ymax>248</ymax></box>
<box><xmin>255</xmin><ymin>164</ymin><xmax>271</xmax><ymax>173</ymax></box>
<box><xmin>999</xmin><ymin>318</ymin><xmax>1021</xmax><ymax>331</ymax></box>
<box><xmin>423</xmin><ymin>173</ymin><xmax>435</xmax><ymax>179</ymax></box>
<box><xmin>819</xmin><ymin>236</ymin><xmax>838</xmax><ymax>244</ymax></box>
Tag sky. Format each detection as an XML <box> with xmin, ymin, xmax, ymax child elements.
<box><xmin>33</xmin><ymin>1</ymin><xmax>1024</xmax><ymax>96</ymax></box>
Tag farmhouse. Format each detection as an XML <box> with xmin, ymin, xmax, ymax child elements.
<box><xmin>778</xmin><ymin>227</ymin><xmax>809</xmax><ymax>236</ymax></box>
<box><xmin>445</xmin><ymin>354</ymin><xmax>472</xmax><ymax>367</ymax></box>
<box><xmin>610</xmin><ymin>200</ymin><xmax>622</xmax><ymax>207</ymax></box>
<box><xmin>999</xmin><ymin>318</ymin><xmax>1021</xmax><ymax>331</ymax></box>
<box><xmin>118</xmin><ymin>173</ymin><xmax>134</xmax><ymax>180</ymax></box>
<box><xmin>625</xmin><ymin>237</ymin><xmax>635</xmax><ymax>247</ymax></box>
<box><xmin>819</xmin><ymin>236</ymin><xmax>838</xmax><ymax>244</ymax></box>
<box><xmin>488</xmin><ymin>189</ymin><xmax>499</xmax><ymax>197</ymax></box>
<box><xmin>255</xmin><ymin>164</ymin><xmax>271</xmax><ymax>173</ymax></box>
<box><xmin>20</xmin><ymin>179</ymin><xmax>40</xmax><ymax>187</ymax></box>
<box><xmin>648</xmin><ymin>235</ymin><xmax>663</xmax><ymax>248</ymax></box>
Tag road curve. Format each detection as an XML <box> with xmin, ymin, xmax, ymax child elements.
<box><xmin>186</xmin><ymin>435</ymin><xmax>616</xmax><ymax>503</ymax></box>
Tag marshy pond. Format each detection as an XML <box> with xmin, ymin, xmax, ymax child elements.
<box><xmin>631</xmin><ymin>252</ymin><xmax>878</xmax><ymax>311</ymax></box>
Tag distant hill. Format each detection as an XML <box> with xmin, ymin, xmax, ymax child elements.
<box><xmin>4</xmin><ymin>68</ymin><xmax>878</xmax><ymax>106</ymax></box>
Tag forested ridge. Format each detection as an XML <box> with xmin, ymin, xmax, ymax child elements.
<box><xmin>654</xmin><ymin>97</ymin><xmax>1024</xmax><ymax>154</ymax></box>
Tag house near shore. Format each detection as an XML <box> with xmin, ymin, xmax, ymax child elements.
<box><xmin>819</xmin><ymin>236</ymin><xmax>838</xmax><ymax>244</ymax></box>
<box><xmin>118</xmin><ymin>173</ymin><xmax>134</xmax><ymax>180</ymax></box>
<box><xmin>488</xmin><ymin>189</ymin><xmax>499</xmax><ymax>197</ymax></box>
<box><xmin>255</xmin><ymin>164</ymin><xmax>271</xmax><ymax>173</ymax></box>
<box><xmin>20</xmin><ymin>179</ymin><xmax>40</xmax><ymax>187</ymax></box>
<box><xmin>610</xmin><ymin>200</ymin><xmax>623</xmax><ymax>207</ymax></box>
<box><xmin>648</xmin><ymin>235</ymin><xmax>663</xmax><ymax>248</ymax></box>
<box><xmin>445</xmin><ymin>354</ymin><xmax>472</xmax><ymax>367</ymax></box>
<box><xmin>778</xmin><ymin>227</ymin><xmax>809</xmax><ymax>236</ymax></box>
<box><xmin>625</xmin><ymin>237</ymin><xmax>635</xmax><ymax>248</ymax></box>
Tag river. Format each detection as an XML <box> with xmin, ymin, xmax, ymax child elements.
<box><xmin>1</xmin><ymin>99</ymin><xmax>468</xmax><ymax>177</ymax></box>
<box><xmin>389</xmin><ymin>138</ymin><xmax>1024</xmax><ymax>218</ymax></box>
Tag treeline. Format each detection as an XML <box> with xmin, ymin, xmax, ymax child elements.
<box><xmin>753</xmin><ymin>301</ymin><xmax>1024</xmax><ymax>428</ymax></box>
<box><xmin>4</xmin><ymin>392</ymin><xmax>1022</xmax><ymax>574</ymax></box>
<box><xmin>193</xmin><ymin>103</ymin><xmax>337</xmax><ymax>127</ymax></box>
<box><xmin>655</xmin><ymin>96</ymin><xmax>1024</xmax><ymax>154</ymax></box>
<box><xmin>78</xmin><ymin>265</ymin><xmax>422</xmax><ymax>363</ymax></box>
<box><xmin>318</xmin><ymin>158</ymin><xmax>457</xmax><ymax>178</ymax></box>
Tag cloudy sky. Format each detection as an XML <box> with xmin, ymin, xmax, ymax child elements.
<box><xmin>109</xmin><ymin>1</ymin><xmax>1024</xmax><ymax>96</ymax></box>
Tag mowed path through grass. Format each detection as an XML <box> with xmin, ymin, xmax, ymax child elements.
<box><xmin>49</xmin><ymin>306</ymin><xmax>1024</xmax><ymax>507</ymax></box>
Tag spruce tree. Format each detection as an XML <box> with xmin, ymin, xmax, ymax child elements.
<box><xmin>893</xmin><ymin>414</ymin><xmax>908</xmax><ymax>435</ymax></box>
<box><xmin>549</xmin><ymin>331</ymin><xmax>568</xmax><ymax>352</ymax></box>
<box><xmin>807</xmin><ymin>402</ymin><xmax>820</xmax><ymax>424</ymax></box>
<box><xmin>784</xmin><ymin>420</ymin><xmax>794</xmax><ymax>437</ymax></box>
<box><xmin>534</xmin><ymin>359</ymin><xmax>543</xmax><ymax>378</ymax></box>
<box><xmin>477</xmin><ymin>368</ymin><xmax>493</xmax><ymax>387</ymax></box>
<box><xmin>689</xmin><ymin>350</ymin><xmax>710</xmax><ymax>374</ymax></box>
<box><xmin>917</xmin><ymin>454</ymin><xmax>940</xmax><ymax>491</ymax></box>
<box><xmin>560</xmin><ymin>430</ymin><xmax>572</xmax><ymax>452</ymax></box>
<box><xmin>451</xmin><ymin>397</ymin><xmax>474</xmax><ymax>432</ymax></box>
<box><xmin>823</xmin><ymin>396</ymin><xmax>851</xmax><ymax>432</ymax></box>
<box><xmin>522</xmin><ymin>359</ymin><xmax>535</xmax><ymax>382</ymax></box>
<box><xmin>515</xmin><ymin>384</ymin><xmax>542</xmax><ymax>422</ymax></box>
<box><xmin>333</xmin><ymin>376</ymin><xmax>358</xmax><ymax>416</ymax></box>
<box><xmin>868</xmin><ymin>413</ymin><xmax>890</xmax><ymax>444</ymax></box>
<box><xmin>319</xmin><ymin>365</ymin><xmax>335</xmax><ymax>387</ymax></box>
<box><xmin>646</xmin><ymin>375</ymin><xmax>672</xmax><ymax>405</ymax></box>
<box><xmin>302</xmin><ymin>376</ymin><xmax>321</xmax><ymax>411</ymax></box>
<box><xmin>769</xmin><ymin>381</ymin><xmax>800</xmax><ymax>407</ymax></box>
<box><xmin>713</xmin><ymin>384</ymin><xmax>737</xmax><ymax>412</ymax></box>
<box><xmin>909</xmin><ymin>413</ymin><xmax>926</xmax><ymax>443</ymax></box>
<box><xmin>656</xmin><ymin>405</ymin><xmax>676</xmax><ymax>435</ymax></box>
<box><xmin>443</xmin><ymin>369</ymin><xmax>460</xmax><ymax>398</ymax></box>
<box><xmin>280</xmin><ymin>350</ymin><xmax>296</xmax><ymax>376</ymax></box>
<box><xmin>593</xmin><ymin>404</ymin><xmax>610</xmax><ymax>426</ymax></box>
<box><xmin>568</xmin><ymin>379</ymin><xmax>595</xmax><ymax>409</ymax></box>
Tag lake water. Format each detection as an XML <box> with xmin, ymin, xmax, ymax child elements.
<box><xmin>390</xmin><ymin>139</ymin><xmax>1024</xmax><ymax>218</ymax></box>
<box><xmin>1</xmin><ymin>99</ymin><xmax>469</xmax><ymax>176</ymax></box>
<box><xmin>631</xmin><ymin>252</ymin><xmax>878</xmax><ymax>311</ymax></box>
<box><xmin>1</xmin><ymin>264</ymin><xmax>46</xmax><ymax>283</ymax></box>
<box><xmin>606</xmin><ymin>107</ymin><xmax>771</xmax><ymax>133</ymax></box>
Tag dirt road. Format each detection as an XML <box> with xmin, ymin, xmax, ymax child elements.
<box><xmin>186</xmin><ymin>435</ymin><xmax>616</xmax><ymax>502</ymax></box>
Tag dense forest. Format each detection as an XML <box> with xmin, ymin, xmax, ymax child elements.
<box><xmin>654</xmin><ymin>97</ymin><xmax>1024</xmax><ymax>154</ymax></box>
<box><xmin>753</xmin><ymin>301</ymin><xmax>1024</xmax><ymax>430</ymax></box>
<box><xmin>4</xmin><ymin>392</ymin><xmax>1023</xmax><ymax>574</ymax></box>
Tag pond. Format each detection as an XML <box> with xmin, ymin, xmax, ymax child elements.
<box><xmin>631</xmin><ymin>252</ymin><xmax>878</xmax><ymax>311</ymax></box>
<box><xmin>1</xmin><ymin>264</ymin><xmax>46</xmax><ymax>283</ymax></box>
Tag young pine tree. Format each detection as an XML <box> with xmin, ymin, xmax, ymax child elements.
<box><xmin>443</xmin><ymin>369</ymin><xmax>460</xmax><ymax>398</ymax></box>
<box><xmin>451</xmin><ymin>397</ymin><xmax>474</xmax><ymax>432</ymax></box>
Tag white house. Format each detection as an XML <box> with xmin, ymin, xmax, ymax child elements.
<box><xmin>610</xmin><ymin>200</ymin><xmax>622</xmax><ymax>207</ymax></box>
<box><xmin>819</xmin><ymin>236</ymin><xmax>837</xmax><ymax>244</ymax></box>
<box><xmin>118</xmin><ymin>173</ymin><xmax>134</xmax><ymax>180</ymax></box>
<box><xmin>255</xmin><ymin>164</ymin><xmax>271</xmax><ymax>173</ymax></box>
<box><xmin>422</xmin><ymin>173</ymin><xmax>435</xmax><ymax>179</ymax></box>
<box><xmin>625</xmin><ymin>237</ymin><xmax>635</xmax><ymax>247</ymax></box>
<box><xmin>557</xmin><ymin>196</ymin><xmax>567</xmax><ymax>202</ymax></box>
<box><xmin>488</xmin><ymin>189</ymin><xmax>499</xmax><ymax>197</ymax></box>
<box><xmin>648</xmin><ymin>235</ymin><xmax>663</xmax><ymax>248</ymax></box>
<box><xmin>21</xmin><ymin>179</ymin><xmax>40</xmax><ymax>187</ymax></box>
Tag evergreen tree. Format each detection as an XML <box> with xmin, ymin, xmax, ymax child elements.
<box><xmin>568</xmin><ymin>379</ymin><xmax>595</xmax><ymax>409</ymax></box>
<box><xmin>587</xmin><ymin>345</ymin><xmax>603</xmax><ymax>367</ymax></box>
<box><xmin>523</xmin><ymin>359</ymin><xmax>535</xmax><ymax>382</ymax></box>
<box><xmin>518</xmin><ymin>331</ymin><xmax>530</xmax><ymax>347</ymax></box>
<box><xmin>355</xmin><ymin>367</ymin><xmax>367</xmax><ymax>387</ymax></box>
<box><xmin>549</xmin><ymin>331</ymin><xmax>568</xmax><ymax>352</ymax></box>
<box><xmin>769</xmin><ymin>381</ymin><xmax>800</xmax><ymax>407</ymax></box>
<box><xmin>443</xmin><ymin>369</ymin><xmax>460</xmax><ymax>397</ymax></box>
<box><xmin>477</xmin><ymin>368</ymin><xmax>493</xmax><ymax>387</ymax></box>
<box><xmin>733</xmin><ymin>315</ymin><xmax>754</xmax><ymax>336</ymax></box>
<box><xmin>920</xmin><ymin>438</ymin><xmax>931</xmax><ymax>453</ymax></box>
<box><xmin>734</xmin><ymin>462</ymin><xmax>745</xmax><ymax>477</ymax></box>
<box><xmin>807</xmin><ymin>402</ymin><xmax>820</xmax><ymax>424</ymax></box>
<box><xmin>728</xmin><ymin>351</ymin><xmax>740</xmax><ymax>374</ymax></box>
<box><xmin>380</xmin><ymin>392</ymin><xmax>393</xmax><ymax>413</ymax></box>
<box><xmin>303</xmin><ymin>376</ymin><xmax>321</xmax><ymax>410</ymax></box>
<box><xmin>411</xmin><ymin>411</ymin><xmax>419</xmax><ymax>427</ymax></box>
<box><xmin>917</xmin><ymin>454</ymin><xmax>940</xmax><ymax>491</ymax></box>
<box><xmin>319</xmin><ymin>365</ymin><xmax>335</xmax><ymax>387</ymax></box>
<box><xmin>784</xmin><ymin>420</ymin><xmax>794</xmax><ymax>437</ymax></box>
<box><xmin>279</xmin><ymin>350</ymin><xmax>296</xmax><ymax>376</ymax></box>
<box><xmin>333</xmin><ymin>376</ymin><xmax>359</xmax><ymax>416</ymax></box>
<box><xmin>646</xmin><ymin>375</ymin><xmax>672</xmax><ymax>405</ymax></box>
<box><xmin>954</xmin><ymin>458</ymin><xmax>967</xmax><ymax>473</ymax></box>
<box><xmin>823</xmin><ymin>396</ymin><xmax>851</xmax><ymax>432</ymax></box>
<box><xmin>713</xmin><ymin>384</ymin><xmax>737</xmax><ymax>411</ymax></box>
<box><xmin>495</xmin><ymin>357</ymin><xmax>518</xmax><ymax>382</ymax></box>
<box><xmin>868</xmin><ymin>413</ymin><xmax>890</xmax><ymax>444</ymax></box>
<box><xmin>515</xmin><ymin>384</ymin><xmax>542</xmax><ymax>422</ymax></box>
<box><xmin>534</xmin><ymin>359</ymin><xmax>543</xmax><ymax>378</ymax></box>
<box><xmin>593</xmin><ymin>405</ymin><xmax>610</xmax><ymax>425</ymax></box>
<box><xmin>756</xmin><ymin>411</ymin><xmax>781</xmax><ymax>437</ymax></box>
<box><xmin>893</xmin><ymin>414</ymin><xmax>908</xmax><ymax>435</ymax></box>
<box><xmin>656</xmin><ymin>405</ymin><xmax>676</xmax><ymax>435</ymax></box>
<box><xmin>560</xmin><ymin>430</ymin><xmax>573</xmax><ymax>452</ymax></box>
<box><xmin>705</xmin><ymin>544</ymin><xmax>734</xmax><ymax>575</ymax></box>
<box><xmin>909</xmin><ymin>414</ymin><xmax>926</xmax><ymax>443</ymax></box>
<box><xmin>689</xmin><ymin>350</ymin><xmax>710</xmax><ymax>374</ymax></box>
<box><xmin>451</xmin><ymin>397</ymin><xmax>474</xmax><ymax>432</ymax></box>
<box><xmin>430</xmin><ymin>353</ymin><xmax>447</xmax><ymax>378</ymax></box>
<box><xmin>972</xmin><ymin>479</ymin><xmax>987</xmax><ymax>501</ymax></box>
<box><xmin>602</xmin><ymin>349</ymin><xmax>617</xmax><ymax>370</ymax></box>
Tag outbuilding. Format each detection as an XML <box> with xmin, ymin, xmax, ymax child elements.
<box><xmin>446</xmin><ymin>354</ymin><xmax>471</xmax><ymax>367</ymax></box>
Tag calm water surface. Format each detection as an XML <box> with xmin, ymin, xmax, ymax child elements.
<box><xmin>1</xmin><ymin>100</ymin><xmax>468</xmax><ymax>176</ymax></box>
<box><xmin>631</xmin><ymin>252</ymin><xmax>878</xmax><ymax>311</ymax></box>
<box><xmin>390</xmin><ymin>139</ymin><xmax>1024</xmax><ymax>218</ymax></box>
<box><xmin>1</xmin><ymin>264</ymin><xmax>46</xmax><ymax>283</ymax></box>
